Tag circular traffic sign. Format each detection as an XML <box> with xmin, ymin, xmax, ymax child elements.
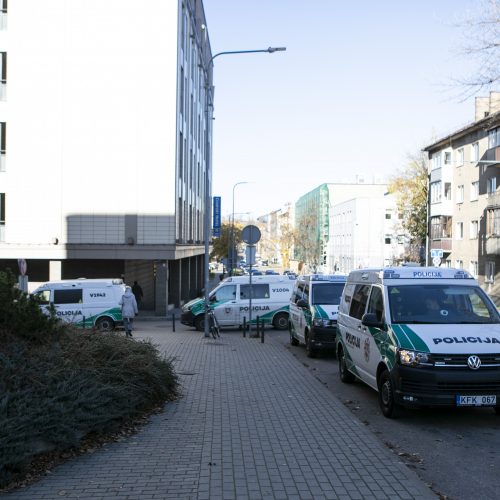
<box><xmin>241</xmin><ymin>225</ymin><xmax>261</xmax><ymax>244</ymax></box>
<box><xmin>432</xmin><ymin>257</ymin><xmax>441</xmax><ymax>267</ymax></box>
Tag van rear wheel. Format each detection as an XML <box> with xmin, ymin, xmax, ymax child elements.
<box><xmin>273</xmin><ymin>312</ymin><xmax>288</xmax><ymax>330</ymax></box>
<box><xmin>95</xmin><ymin>316</ymin><xmax>114</xmax><ymax>332</ymax></box>
<box><xmin>338</xmin><ymin>347</ymin><xmax>355</xmax><ymax>383</ymax></box>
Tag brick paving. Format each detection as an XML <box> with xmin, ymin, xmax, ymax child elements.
<box><xmin>5</xmin><ymin>320</ymin><xmax>435</xmax><ymax>499</ymax></box>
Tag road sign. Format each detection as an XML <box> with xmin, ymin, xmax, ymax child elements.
<box><xmin>430</xmin><ymin>249</ymin><xmax>443</xmax><ymax>258</ymax></box>
<box><xmin>432</xmin><ymin>257</ymin><xmax>442</xmax><ymax>266</ymax></box>
<box><xmin>246</xmin><ymin>245</ymin><xmax>256</xmax><ymax>266</ymax></box>
<box><xmin>212</xmin><ymin>196</ymin><xmax>221</xmax><ymax>230</ymax></box>
<box><xmin>241</xmin><ymin>225</ymin><xmax>261</xmax><ymax>244</ymax></box>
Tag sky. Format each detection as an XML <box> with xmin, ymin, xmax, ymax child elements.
<box><xmin>203</xmin><ymin>0</ymin><xmax>484</xmax><ymax>221</ymax></box>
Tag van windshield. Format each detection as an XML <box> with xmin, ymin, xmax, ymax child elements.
<box><xmin>388</xmin><ymin>284</ymin><xmax>500</xmax><ymax>324</ymax></box>
<box><xmin>311</xmin><ymin>282</ymin><xmax>345</xmax><ymax>305</ymax></box>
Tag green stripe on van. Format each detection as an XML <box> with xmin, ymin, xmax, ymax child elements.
<box><xmin>314</xmin><ymin>305</ymin><xmax>328</xmax><ymax>319</ymax></box>
<box><xmin>391</xmin><ymin>324</ymin><xmax>430</xmax><ymax>352</ymax></box>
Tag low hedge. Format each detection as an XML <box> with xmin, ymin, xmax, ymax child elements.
<box><xmin>0</xmin><ymin>270</ymin><xmax>178</xmax><ymax>488</ymax></box>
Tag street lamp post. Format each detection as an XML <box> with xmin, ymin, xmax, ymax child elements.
<box><xmin>229</xmin><ymin>181</ymin><xmax>248</xmax><ymax>275</ymax></box>
<box><xmin>202</xmin><ymin>46</ymin><xmax>286</xmax><ymax>338</ymax></box>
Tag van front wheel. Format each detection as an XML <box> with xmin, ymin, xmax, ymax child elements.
<box><xmin>195</xmin><ymin>315</ymin><xmax>205</xmax><ymax>332</ymax></box>
<box><xmin>272</xmin><ymin>312</ymin><xmax>288</xmax><ymax>330</ymax></box>
<box><xmin>378</xmin><ymin>370</ymin><xmax>403</xmax><ymax>418</ymax></box>
<box><xmin>95</xmin><ymin>316</ymin><xmax>114</xmax><ymax>332</ymax></box>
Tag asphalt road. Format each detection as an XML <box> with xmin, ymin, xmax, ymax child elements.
<box><xmin>267</xmin><ymin>328</ymin><xmax>500</xmax><ymax>500</ymax></box>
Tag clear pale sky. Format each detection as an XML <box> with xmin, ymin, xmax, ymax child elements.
<box><xmin>203</xmin><ymin>0</ymin><xmax>482</xmax><ymax>221</ymax></box>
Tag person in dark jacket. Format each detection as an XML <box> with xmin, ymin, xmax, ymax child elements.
<box><xmin>132</xmin><ymin>281</ymin><xmax>144</xmax><ymax>308</ymax></box>
<box><xmin>119</xmin><ymin>286</ymin><xmax>138</xmax><ymax>337</ymax></box>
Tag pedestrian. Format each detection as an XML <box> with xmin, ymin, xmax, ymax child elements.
<box><xmin>119</xmin><ymin>285</ymin><xmax>138</xmax><ymax>337</ymax></box>
<box><xmin>132</xmin><ymin>280</ymin><xmax>144</xmax><ymax>308</ymax></box>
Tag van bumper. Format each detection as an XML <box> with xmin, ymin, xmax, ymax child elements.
<box><xmin>392</xmin><ymin>365</ymin><xmax>500</xmax><ymax>408</ymax></box>
<box><xmin>309</xmin><ymin>326</ymin><xmax>338</xmax><ymax>351</ymax></box>
<box><xmin>181</xmin><ymin>310</ymin><xmax>196</xmax><ymax>327</ymax></box>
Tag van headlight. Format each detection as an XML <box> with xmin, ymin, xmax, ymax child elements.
<box><xmin>313</xmin><ymin>318</ymin><xmax>336</xmax><ymax>327</ymax></box>
<box><xmin>398</xmin><ymin>349</ymin><xmax>432</xmax><ymax>367</ymax></box>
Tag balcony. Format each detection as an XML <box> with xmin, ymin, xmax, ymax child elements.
<box><xmin>430</xmin><ymin>239</ymin><xmax>452</xmax><ymax>251</ymax></box>
<box><xmin>486</xmin><ymin>236</ymin><xmax>500</xmax><ymax>255</ymax></box>
<box><xmin>486</xmin><ymin>190</ymin><xmax>500</xmax><ymax>209</ymax></box>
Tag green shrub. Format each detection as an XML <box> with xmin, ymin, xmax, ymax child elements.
<box><xmin>0</xmin><ymin>269</ymin><xmax>179</xmax><ymax>488</ymax></box>
<box><xmin>0</xmin><ymin>269</ymin><xmax>61</xmax><ymax>342</ymax></box>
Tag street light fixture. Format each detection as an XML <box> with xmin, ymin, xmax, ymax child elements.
<box><xmin>229</xmin><ymin>181</ymin><xmax>248</xmax><ymax>275</ymax></box>
<box><xmin>202</xmin><ymin>46</ymin><xmax>286</xmax><ymax>337</ymax></box>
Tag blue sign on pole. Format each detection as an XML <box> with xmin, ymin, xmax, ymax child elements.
<box><xmin>213</xmin><ymin>227</ymin><xmax>221</xmax><ymax>237</ymax></box>
<box><xmin>213</xmin><ymin>196</ymin><xmax>221</xmax><ymax>233</ymax></box>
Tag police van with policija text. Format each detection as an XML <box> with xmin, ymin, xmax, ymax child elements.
<box><xmin>337</xmin><ymin>267</ymin><xmax>500</xmax><ymax>417</ymax></box>
<box><xmin>289</xmin><ymin>274</ymin><xmax>347</xmax><ymax>357</ymax></box>
<box><xmin>181</xmin><ymin>275</ymin><xmax>294</xmax><ymax>331</ymax></box>
<box><xmin>32</xmin><ymin>278</ymin><xmax>126</xmax><ymax>331</ymax></box>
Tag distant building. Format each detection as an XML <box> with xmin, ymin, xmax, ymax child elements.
<box><xmin>257</xmin><ymin>203</ymin><xmax>294</xmax><ymax>267</ymax></box>
<box><xmin>0</xmin><ymin>0</ymin><xmax>213</xmax><ymax>313</ymax></box>
<box><xmin>424</xmin><ymin>91</ymin><xmax>500</xmax><ymax>303</ymax></box>
<box><xmin>330</xmin><ymin>193</ymin><xmax>406</xmax><ymax>273</ymax></box>
<box><xmin>294</xmin><ymin>182</ymin><xmax>387</xmax><ymax>273</ymax></box>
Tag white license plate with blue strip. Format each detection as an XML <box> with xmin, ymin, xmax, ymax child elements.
<box><xmin>456</xmin><ymin>395</ymin><xmax>496</xmax><ymax>406</ymax></box>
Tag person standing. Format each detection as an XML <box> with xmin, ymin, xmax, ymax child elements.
<box><xmin>119</xmin><ymin>286</ymin><xmax>138</xmax><ymax>337</ymax></box>
<box><xmin>132</xmin><ymin>281</ymin><xmax>144</xmax><ymax>309</ymax></box>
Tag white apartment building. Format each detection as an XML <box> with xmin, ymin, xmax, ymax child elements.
<box><xmin>330</xmin><ymin>193</ymin><xmax>405</xmax><ymax>273</ymax></box>
<box><xmin>0</xmin><ymin>0</ymin><xmax>213</xmax><ymax>313</ymax></box>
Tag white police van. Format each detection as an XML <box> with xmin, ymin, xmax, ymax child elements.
<box><xmin>181</xmin><ymin>275</ymin><xmax>294</xmax><ymax>331</ymax></box>
<box><xmin>289</xmin><ymin>274</ymin><xmax>347</xmax><ymax>357</ymax></box>
<box><xmin>337</xmin><ymin>267</ymin><xmax>500</xmax><ymax>417</ymax></box>
<box><xmin>32</xmin><ymin>278</ymin><xmax>126</xmax><ymax>331</ymax></box>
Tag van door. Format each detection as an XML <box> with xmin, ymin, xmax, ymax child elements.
<box><xmin>289</xmin><ymin>280</ymin><xmax>306</xmax><ymax>342</ymax></box>
<box><xmin>343</xmin><ymin>283</ymin><xmax>371</xmax><ymax>383</ymax></box>
<box><xmin>239</xmin><ymin>283</ymin><xmax>271</xmax><ymax>326</ymax></box>
<box><xmin>358</xmin><ymin>286</ymin><xmax>386</xmax><ymax>389</ymax></box>
<box><xmin>211</xmin><ymin>284</ymin><xmax>238</xmax><ymax>326</ymax></box>
<box><xmin>53</xmin><ymin>288</ymin><xmax>84</xmax><ymax>326</ymax></box>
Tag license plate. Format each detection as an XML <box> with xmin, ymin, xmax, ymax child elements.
<box><xmin>456</xmin><ymin>395</ymin><xmax>497</xmax><ymax>406</ymax></box>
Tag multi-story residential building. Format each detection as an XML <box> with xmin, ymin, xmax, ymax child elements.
<box><xmin>294</xmin><ymin>182</ymin><xmax>387</xmax><ymax>273</ymax></box>
<box><xmin>256</xmin><ymin>202</ymin><xmax>294</xmax><ymax>267</ymax></box>
<box><xmin>331</xmin><ymin>193</ymin><xmax>406</xmax><ymax>273</ymax></box>
<box><xmin>0</xmin><ymin>0</ymin><xmax>213</xmax><ymax>314</ymax></box>
<box><xmin>424</xmin><ymin>91</ymin><xmax>500</xmax><ymax>303</ymax></box>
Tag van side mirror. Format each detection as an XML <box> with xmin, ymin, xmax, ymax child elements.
<box><xmin>361</xmin><ymin>313</ymin><xmax>384</xmax><ymax>329</ymax></box>
<box><xmin>296</xmin><ymin>298</ymin><xmax>308</xmax><ymax>308</ymax></box>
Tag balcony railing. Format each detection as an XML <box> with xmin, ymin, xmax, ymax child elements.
<box><xmin>486</xmin><ymin>236</ymin><xmax>500</xmax><ymax>255</ymax></box>
<box><xmin>430</xmin><ymin>238</ymin><xmax>452</xmax><ymax>251</ymax></box>
<box><xmin>487</xmin><ymin>190</ymin><xmax>500</xmax><ymax>209</ymax></box>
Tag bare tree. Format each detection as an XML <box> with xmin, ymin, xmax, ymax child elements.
<box><xmin>388</xmin><ymin>153</ymin><xmax>428</xmax><ymax>263</ymax></box>
<box><xmin>295</xmin><ymin>211</ymin><xmax>321</xmax><ymax>273</ymax></box>
<box><xmin>454</xmin><ymin>0</ymin><xmax>500</xmax><ymax>96</ymax></box>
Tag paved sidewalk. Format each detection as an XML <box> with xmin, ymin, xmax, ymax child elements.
<box><xmin>6</xmin><ymin>321</ymin><xmax>435</xmax><ymax>500</ymax></box>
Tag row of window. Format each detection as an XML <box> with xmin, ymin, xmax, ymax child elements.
<box><xmin>431</xmin><ymin>142</ymin><xmax>479</xmax><ymax>169</ymax></box>
<box><xmin>430</xmin><ymin>178</ymin><xmax>499</xmax><ymax>204</ymax></box>
<box><xmin>430</xmin><ymin>216</ymin><xmax>480</xmax><ymax>240</ymax></box>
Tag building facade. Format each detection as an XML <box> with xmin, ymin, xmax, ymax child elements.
<box><xmin>0</xmin><ymin>0</ymin><xmax>213</xmax><ymax>313</ymax></box>
<box><xmin>294</xmin><ymin>182</ymin><xmax>387</xmax><ymax>274</ymax></box>
<box><xmin>424</xmin><ymin>91</ymin><xmax>500</xmax><ymax>304</ymax></box>
<box><xmin>330</xmin><ymin>193</ymin><xmax>406</xmax><ymax>273</ymax></box>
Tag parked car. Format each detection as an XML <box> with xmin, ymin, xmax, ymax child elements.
<box><xmin>265</xmin><ymin>269</ymin><xmax>279</xmax><ymax>275</ymax></box>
